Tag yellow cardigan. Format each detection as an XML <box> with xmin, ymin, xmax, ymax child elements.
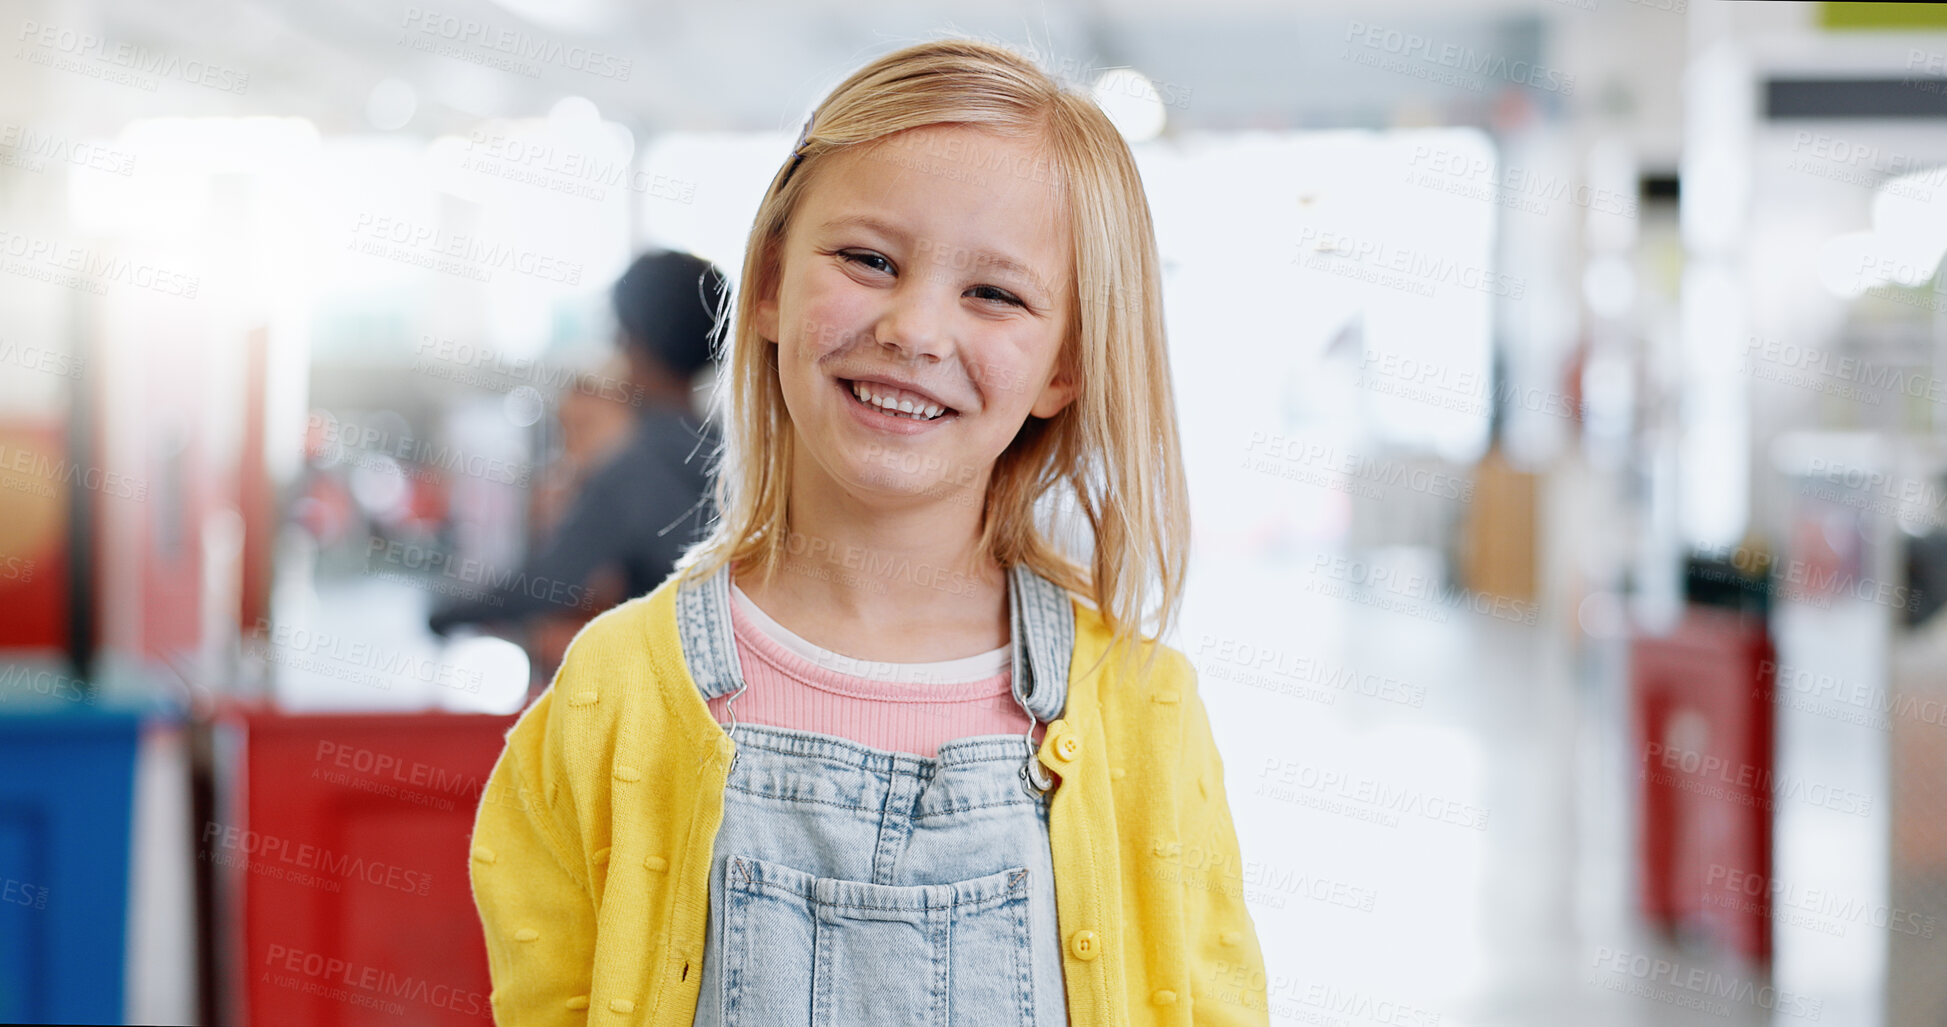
<box><xmin>468</xmin><ymin>571</ymin><xmax>1270</xmax><ymax>1025</ymax></box>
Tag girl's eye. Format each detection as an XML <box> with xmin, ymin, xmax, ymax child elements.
<box><xmin>968</xmin><ymin>284</ymin><xmax>1025</xmax><ymax>307</ymax></box>
<box><xmin>839</xmin><ymin>250</ymin><xmax>1022</xmax><ymax>307</ymax></box>
<box><xmin>838</xmin><ymin>250</ymin><xmax>893</xmax><ymax>274</ymax></box>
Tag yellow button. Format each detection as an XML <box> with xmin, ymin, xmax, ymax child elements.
<box><xmin>644</xmin><ymin>855</ymin><xmax>669</xmax><ymax>872</ymax></box>
<box><xmin>613</xmin><ymin>766</ymin><xmax>642</xmax><ymax>782</ymax></box>
<box><xmin>1220</xmin><ymin>929</ymin><xmax>1243</xmax><ymax>946</ymax></box>
<box><xmin>565</xmin><ymin>995</ymin><xmax>589</xmax><ymax>1010</ymax></box>
<box><xmin>1110</xmin><ymin>766</ymin><xmax>1126</xmax><ymax>780</ymax></box>
<box><xmin>592</xmin><ymin>847</ymin><xmax>611</xmax><ymax>865</ymax></box>
<box><xmin>1054</xmin><ymin>733</ymin><xmax>1081</xmax><ymax>762</ymax></box>
<box><xmin>470</xmin><ymin>845</ymin><xmax>496</xmax><ymax>864</ymax></box>
<box><xmin>514</xmin><ymin>928</ymin><xmax>539</xmax><ymax>942</ymax></box>
<box><xmin>608</xmin><ymin>998</ymin><xmax>635</xmax><ymax>1014</ymax></box>
<box><xmin>1068</xmin><ymin>929</ymin><xmax>1100</xmax><ymax>961</ymax></box>
<box><xmin>1152</xmin><ymin>989</ymin><xmax>1178</xmax><ymax>1005</ymax></box>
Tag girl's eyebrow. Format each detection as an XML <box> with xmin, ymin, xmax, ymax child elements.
<box><xmin>818</xmin><ymin>212</ymin><xmax>1055</xmax><ymax>296</ymax></box>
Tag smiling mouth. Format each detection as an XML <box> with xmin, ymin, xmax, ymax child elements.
<box><xmin>841</xmin><ymin>378</ymin><xmax>955</xmax><ymax>421</ymax></box>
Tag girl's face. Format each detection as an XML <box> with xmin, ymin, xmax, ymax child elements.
<box><xmin>755</xmin><ymin>123</ymin><xmax>1076</xmax><ymax>511</ymax></box>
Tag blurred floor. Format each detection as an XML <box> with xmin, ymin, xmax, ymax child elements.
<box><xmin>1186</xmin><ymin>551</ymin><xmax>1854</xmax><ymax>1027</ymax></box>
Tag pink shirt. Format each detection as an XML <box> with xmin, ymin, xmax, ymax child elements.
<box><xmin>703</xmin><ymin>583</ymin><xmax>1042</xmax><ymax>759</ymax></box>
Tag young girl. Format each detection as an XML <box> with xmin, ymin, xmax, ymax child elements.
<box><xmin>469</xmin><ymin>37</ymin><xmax>1270</xmax><ymax>1026</ymax></box>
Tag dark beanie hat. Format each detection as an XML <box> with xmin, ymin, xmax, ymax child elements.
<box><xmin>612</xmin><ymin>250</ymin><xmax>729</xmax><ymax>378</ymax></box>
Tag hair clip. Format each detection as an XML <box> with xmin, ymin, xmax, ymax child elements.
<box><xmin>791</xmin><ymin>111</ymin><xmax>815</xmax><ymax>155</ymax></box>
<box><xmin>778</xmin><ymin>112</ymin><xmax>814</xmax><ymax>189</ymax></box>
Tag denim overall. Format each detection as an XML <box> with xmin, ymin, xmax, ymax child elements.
<box><xmin>678</xmin><ymin>562</ymin><xmax>1074</xmax><ymax>1027</ymax></box>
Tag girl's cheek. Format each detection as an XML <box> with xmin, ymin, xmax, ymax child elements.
<box><xmin>973</xmin><ymin>343</ymin><xmax>1038</xmax><ymax>407</ymax></box>
<box><xmin>797</xmin><ymin>298</ymin><xmax>865</xmax><ymax>358</ymax></box>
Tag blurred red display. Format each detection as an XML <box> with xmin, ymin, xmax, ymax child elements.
<box><xmin>227</xmin><ymin>708</ymin><xmax>516</xmax><ymax>1027</ymax></box>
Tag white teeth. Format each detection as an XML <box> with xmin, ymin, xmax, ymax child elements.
<box><xmin>849</xmin><ymin>380</ymin><xmax>947</xmax><ymax>421</ymax></box>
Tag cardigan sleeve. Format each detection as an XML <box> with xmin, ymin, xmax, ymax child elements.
<box><xmin>1170</xmin><ymin>650</ymin><xmax>1273</xmax><ymax>1026</ymax></box>
<box><xmin>469</xmin><ymin>689</ymin><xmax>601</xmax><ymax>1026</ymax></box>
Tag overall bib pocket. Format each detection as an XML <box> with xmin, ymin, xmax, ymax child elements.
<box><xmin>720</xmin><ymin>853</ymin><xmax>1037</xmax><ymax>1027</ymax></box>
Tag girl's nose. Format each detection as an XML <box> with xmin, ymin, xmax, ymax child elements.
<box><xmin>872</xmin><ymin>282</ymin><xmax>953</xmax><ymax>363</ymax></box>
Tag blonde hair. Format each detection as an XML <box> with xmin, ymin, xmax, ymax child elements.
<box><xmin>680</xmin><ymin>37</ymin><xmax>1189</xmax><ymax>676</ymax></box>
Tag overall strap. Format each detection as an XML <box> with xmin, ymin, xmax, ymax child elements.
<box><xmin>1009</xmin><ymin>563</ymin><xmax>1074</xmax><ymax>724</ymax></box>
<box><xmin>675</xmin><ymin>563</ymin><xmax>745</xmax><ymax>702</ymax></box>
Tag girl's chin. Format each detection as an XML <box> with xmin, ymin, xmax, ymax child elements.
<box><xmin>841</xmin><ymin>468</ymin><xmax>981</xmax><ymax>505</ymax></box>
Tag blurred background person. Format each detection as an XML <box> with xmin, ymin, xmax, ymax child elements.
<box><xmin>530</xmin><ymin>352</ymin><xmax>640</xmax><ymax>537</ymax></box>
<box><xmin>427</xmin><ymin>250</ymin><xmax>728</xmax><ymax>687</ymax></box>
<box><xmin>512</xmin><ymin>353</ymin><xmax>642</xmax><ymax>677</ymax></box>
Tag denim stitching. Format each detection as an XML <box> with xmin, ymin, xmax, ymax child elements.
<box><xmin>725</xmin><ymin>782</ymin><xmax>1037</xmax><ymax>817</ymax></box>
<box><xmin>729</xmin><ymin>726</ymin><xmax>1025</xmax><ymax>768</ymax></box>
<box><xmin>733</xmin><ymin>877</ymin><xmax>1023</xmax><ymax>911</ymax></box>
